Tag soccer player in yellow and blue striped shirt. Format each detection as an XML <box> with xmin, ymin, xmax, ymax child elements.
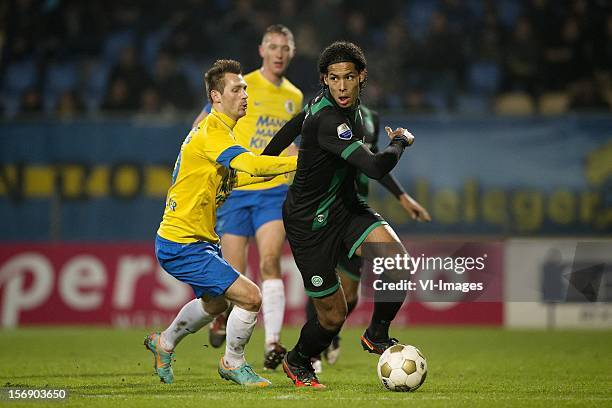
<box><xmin>193</xmin><ymin>24</ymin><xmax>303</xmax><ymax>369</ymax></box>
<box><xmin>145</xmin><ymin>59</ymin><xmax>297</xmax><ymax>387</ymax></box>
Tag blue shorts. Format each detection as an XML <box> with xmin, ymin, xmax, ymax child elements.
<box><xmin>155</xmin><ymin>235</ymin><xmax>240</xmax><ymax>298</ymax></box>
<box><xmin>217</xmin><ymin>185</ymin><xmax>288</xmax><ymax>237</ymax></box>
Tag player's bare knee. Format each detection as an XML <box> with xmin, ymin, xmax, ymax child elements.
<box><xmin>241</xmin><ymin>287</ymin><xmax>262</xmax><ymax>312</ymax></box>
<box><xmin>260</xmin><ymin>254</ymin><xmax>281</xmax><ymax>280</ymax></box>
<box><xmin>345</xmin><ymin>292</ymin><xmax>359</xmax><ymax>307</ymax></box>
<box><xmin>342</xmin><ymin>282</ymin><xmax>359</xmax><ymax>305</ymax></box>
<box><xmin>319</xmin><ymin>309</ymin><xmax>346</xmax><ymax>330</ymax></box>
<box><xmin>319</xmin><ymin>313</ymin><xmax>346</xmax><ymax>330</ymax></box>
<box><xmin>205</xmin><ymin>301</ymin><xmax>228</xmax><ymax>316</ymax></box>
<box><xmin>202</xmin><ymin>297</ymin><xmax>228</xmax><ymax>316</ymax></box>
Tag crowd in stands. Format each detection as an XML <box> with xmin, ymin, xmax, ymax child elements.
<box><xmin>1</xmin><ymin>0</ymin><xmax>611</xmax><ymax>119</ymax></box>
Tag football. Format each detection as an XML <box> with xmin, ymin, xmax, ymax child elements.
<box><xmin>377</xmin><ymin>344</ymin><xmax>428</xmax><ymax>392</ymax></box>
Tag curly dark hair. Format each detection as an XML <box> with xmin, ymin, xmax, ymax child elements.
<box><xmin>204</xmin><ymin>59</ymin><xmax>242</xmax><ymax>103</ymax></box>
<box><xmin>318</xmin><ymin>41</ymin><xmax>367</xmax><ymax>88</ymax></box>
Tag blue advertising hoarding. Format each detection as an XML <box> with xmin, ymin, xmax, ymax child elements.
<box><xmin>1</xmin><ymin>115</ymin><xmax>611</xmax><ymax>240</ymax></box>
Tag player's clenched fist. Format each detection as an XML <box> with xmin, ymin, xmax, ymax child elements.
<box><xmin>384</xmin><ymin>126</ymin><xmax>414</xmax><ymax>146</ymax></box>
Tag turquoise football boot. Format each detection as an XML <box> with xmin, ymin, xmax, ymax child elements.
<box><xmin>144</xmin><ymin>332</ymin><xmax>174</xmax><ymax>384</ymax></box>
<box><xmin>218</xmin><ymin>358</ymin><xmax>272</xmax><ymax>387</ymax></box>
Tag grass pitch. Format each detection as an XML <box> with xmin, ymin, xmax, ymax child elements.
<box><xmin>0</xmin><ymin>326</ymin><xmax>610</xmax><ymax>407</ymax></box>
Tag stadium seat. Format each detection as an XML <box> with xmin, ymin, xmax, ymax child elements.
<box><xmin>465</xmin><ymin>0</ymin><xmax>485</xmax><ymax>19</ymax></box>
<box><xmin>468</xmin><ymin>61</ymin><xmax>500</xmax><ymax>95</ymax></box>
<box><xmin>142</xmin><ymin>29</ymin><xmax>170</xmax><ymax>68</ymax></box>
<box><xmin>103</xmin><ymin>30</ymin><xmax>135</xmax><ymax>64</ymax></box>
<box><xmin>497</xmin><ymin>0</ymin><xmax>521</xmax><ymax>27</ymax></box>
<box><xmin>43</xmin><ymin>62</ymin><xmax>78</xmax><ymax>112</ymax></box>
<box><xmin>82</xmin><ymin>60</ymin><xmax>111</xmax><ymax>112</ymax></box>
<box><xmin>1</xmin><ymin>95</ymin><xmax>21</xmax><ymax>118</ymax></box>
<box><xmin>385</xmin><ymin>93</ymin><xmax>403</xmax><ymax>111</ymax></box>
<box><xmin>538</xmin><ymin>92</ymin><xmax>569</xmax><ymax>115</ymax></box>
<box><xmin>179</xmin><ymin>58</ymin><xmax>209</xmax><ymax>95</ymax></box>
<box><xmin>425</xmin><ymin>90</ymin><xmax>449</xmax><ymax>113</ymax></box>
<box><xmin>402</xmin><ymin>0</ymin><xmax>437</xmax><ymax>40</ymax></box>
<box><xmin>494</xmin><ymin>92</ymin><xmax>535</xmax><ymax>116</ymax></box>
<box><xmin>457</xmin><ymin>93</ymin><xmax>490</xmax><ymax>115</ymax></box>
<box><xmin>2</xmin><ymin>58</ymin><xmax>37</xmax><ymax>96</ymax></box>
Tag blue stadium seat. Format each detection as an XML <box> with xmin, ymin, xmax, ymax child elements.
<box><xmin>103</xmin><ymin>30</ymin><xmax>135</xmax><ymax>64</ymax></box>
<box><xmin>1</xmin><ymin>95</ymin><xmax>21</xmax><ymax>118</ymax></box>
<box><xmin>402</xmin><ymin>0</ymin><xmax>438</xmax><ymax>40</ymax></box>
<box><xmin>468</xmin><ymin>61</ymin><xmax>500</xmax><ymax>95</ymax></box>
<box><xmin>43</xmin><ymin>62</ymin><xmax>78</xmax><ymax>112</ymax></box>
<box><xmin>465</xmin><ymin>0</ymin><xmax>484</xmax><ymax>19</ymax></box>
<box><xmin>83</xmin><ymin>60</ymin><xmax>111</xmax><ymax>112</ymax></box>
<box><xmin>2</xmin><ymin>58</ymin><xmax>37</xmax><ymax>96</ymax></box>
<box><xmin>385</xmin><ymin>93</ymin><xmax>403</xmax><ymax>111</ymax></box>
<box><xmin>425</xmin><ymin>90</ymin><xmax>449</xmax><ymax>113</ymax></box>
<box><xmin>142</xmin><ymin>29</ymin><xmax>170</xmax><ymax>69</ymax></box>
<box><xmin>497</xmin><ymin>0</ymin><xmax>521</xmax><ymax>27</ymax></box>
<box><xmin>457</xmin><ymin>93</ymin><xmax>490</xmax><ymax>115</ymax></box>
<box><xmin>179</xmin><ymin>58</ymin><xmax>207</xmax><ymax>95</ymax></box>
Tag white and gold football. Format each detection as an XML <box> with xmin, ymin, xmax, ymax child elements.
<box><xmin>377</xmin><ymin>344</ymin><xmax>428</xmax><ymax>392</ymax></box>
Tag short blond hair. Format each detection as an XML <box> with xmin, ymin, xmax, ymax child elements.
<box><xmin>262</xmin><ymin>24</ymin><xmax>295</xmax><ymax>48</ymax></box>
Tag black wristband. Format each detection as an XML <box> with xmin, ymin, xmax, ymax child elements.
<box><xmin>391</xmin><ymin>136</ymin><xmax>411</xmax><ymax>148</ymax></box>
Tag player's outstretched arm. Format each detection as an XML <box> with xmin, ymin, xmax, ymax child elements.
<box><xmin>377</xmin><ymin>126</ymin><xmax>430</xmax><ymax>220</ymax></box>
<box><xmin>367</xmin><ymin>111</ymin><xmax>403</xmax><ymax>195</ymax></box>
<box><xmin>344</xmin><ymin>129</ymin><xmax>413</xmax><ymax>180</ymax></box>
<box><xmin>367</xmin><ymin>110</ymin><xmax>430</xmax><ymax>221</ymax></box>
<box><xmin>399</xmin><ymin>193</ymin><xmax>432</xmax><ymax>221</ymax></box>
<box><xmin>262</xmin><ymin>110</ymin><xmax>306</xmax><ymax>156</ymax></box>
<box><xmin>377</xmin><ymin>173</ymin><xmax>431</xmax><ymax>222</ymax></box>
<box><xmin>318</xmin><ymin>114</ymin><xmax>414</xmax><ymax>179</ymax></box>
<box><xmin>378</xmin><ymin>173</ymin><xmax>405</xmax><ymax>197</ymax></box>
<box><xmin>234</xmin><ymin>172</ymin><xmax>274</xmax><ymax>187</ymax></box>
<box><xmin>230</xmin><ymin>151</ymin><xmax>297</xmax><ymax>176</ymax></box>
